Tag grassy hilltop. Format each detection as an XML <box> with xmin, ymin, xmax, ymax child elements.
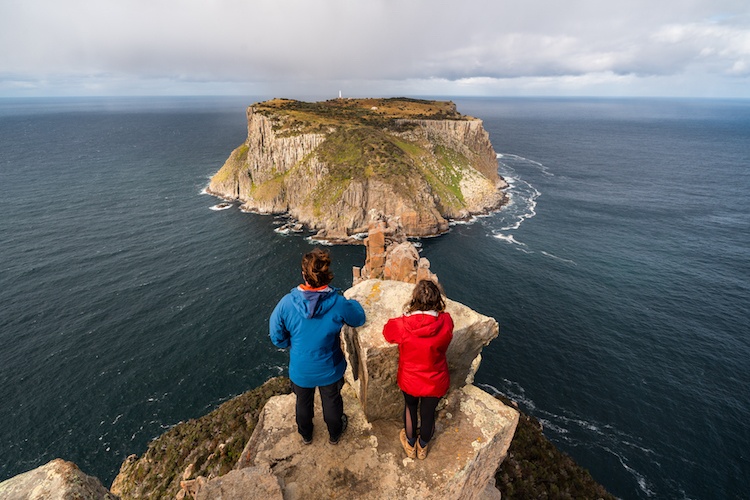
<box><xmin>254</xmin><ymin>97</ymin><xmax>469</xmax><ymax>135</ymax></box>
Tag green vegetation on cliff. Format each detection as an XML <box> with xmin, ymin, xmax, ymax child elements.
<box><xmin>316</xmin><ymin>127</ymin><xmax>415</xmax><ymax>182</ymax></box>
<box><xmin>111</xmin><ymin>377</ymin><xmax>291</xmax><ymax>499</ymax></box>
<box><xmin>256</xmin><ymin>97</ymin><xmax>466</xmax><ymax>136</ymax></box>
<box><xmin>211</xmin><ymin>143</ymin><xmax>249</xmax><ymax>184</ymax></box>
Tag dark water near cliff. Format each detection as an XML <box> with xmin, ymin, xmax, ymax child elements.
<box><xmin>1</xmin><ymin>96</ymin><xmax>748</xmax><ymax>499</ymax></box>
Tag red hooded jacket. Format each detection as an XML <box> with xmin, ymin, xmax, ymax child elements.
<box><xmin>382</xmin><ymin>311</ymin><xmax>454</xmax><ymax>398</ymax></box>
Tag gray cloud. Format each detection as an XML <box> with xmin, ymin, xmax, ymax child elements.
<box><xmin>1</xmin><ymin>0</ymin><xmax>749</xmax><ymax>96</ymax></box>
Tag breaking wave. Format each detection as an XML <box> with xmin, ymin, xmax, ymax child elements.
<box><xmin>489</xmin><ymin>153</ymin><xmax>576</xmax><ymax>265</ymax></box>
<box><xmin>493</xmin><ymin>154</ymin><xmax>541</xmax><ymax>234</ymax></box>
<box><xmin>209</xmin><ymin>203</ymin><xmax>233</xmax><ymax>211</ymax></box>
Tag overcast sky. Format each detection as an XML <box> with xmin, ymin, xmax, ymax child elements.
<box><xmin>1</xmin><ymin>0</ymin><xmax>749</xmax><ymax>98</ymax></box>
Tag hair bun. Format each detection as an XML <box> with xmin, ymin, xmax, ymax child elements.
<box><xmin>301</xmin><ymin>248</ymin><xmax>334</xmax><ymax>287</ymax></box>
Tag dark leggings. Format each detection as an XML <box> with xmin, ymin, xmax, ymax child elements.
<box><xmin>402</xmin><ymin>391</ymin><xmax>440</xmax><ymax>444</ymax></box>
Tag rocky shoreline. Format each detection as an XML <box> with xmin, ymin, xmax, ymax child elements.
<box><xmin>208</xmin><ymin>186</ymin><xmax>509</xmax><ymax>245</ymax></box>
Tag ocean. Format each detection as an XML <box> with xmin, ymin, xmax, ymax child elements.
<box><xmin>1</xmin><ymin>96</ymin><xmax>748</xmax><ymax>499</ymax></box>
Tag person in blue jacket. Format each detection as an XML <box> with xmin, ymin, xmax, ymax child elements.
<box><xmin>270</xmin><ymin>247</ymin><xmax>366</xmax><ymax>445</ymax></box>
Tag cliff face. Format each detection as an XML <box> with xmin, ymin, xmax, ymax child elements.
<box><xmin>207</xmin><ymin>98</ymin><xmax>508</xmax><ymax>240</ymax></box>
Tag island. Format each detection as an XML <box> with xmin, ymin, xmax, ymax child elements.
<box><xmin>206</xmin><ymin>97</ymin><xmax>508</xmax><ymax>242</ymax></box>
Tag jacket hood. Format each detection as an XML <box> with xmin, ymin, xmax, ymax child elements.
<box><xmin>403</xmin><ymin>311</ymin><xmax>448</xmax><ymax>338</ymax></box>
<box><xmin>290</xmin><ymin>286</ymin><xmax>340</xmax><ymax>319</ymax></box>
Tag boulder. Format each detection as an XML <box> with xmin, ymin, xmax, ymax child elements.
<box><xmin>237</xmin><ymin>381</ymin><xmax>518</xmax><ymax>500</ymax></box>
<box><xmin>0</xmin><ymin>459</ymin><xmax>118</xmax><ymax>500</ymax></box>
<box><xmin>342</xmin><ymin>279</ymin><xmax>499</xmax><ymax>421</ymax></box>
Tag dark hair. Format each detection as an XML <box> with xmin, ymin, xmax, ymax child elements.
<box><xmin>405</xmin><ymin>279</ymin><xmax>445</xmax><ymax>313</ymax></box>
<box><xmin>301</xmin><ymin>248</ymin><xmax>333</xmax><ymax>287</ymax></box>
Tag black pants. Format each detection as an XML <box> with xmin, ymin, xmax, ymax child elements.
<box><xmin>403</xmin><ymin>391</ymin><xmax>440</xmax><ymax>444</ymax></box>
<box><xmin>292</xmin><ymin>378</ymin><xmax>345</xmax><ymax>440</ymax></box>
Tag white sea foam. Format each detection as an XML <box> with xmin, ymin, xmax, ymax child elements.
<box><xmin>494</xmin><ymin>234</ymin><xmax>533</xmax><ymax>253</ymax></box>
<box><xmin>606</xmin><ymin>447</ymin><xmax>656</xmax><ymax>497</ymax></box>
<box><xmin>539</xmin><ymin>418</ymin><xmax>570</xmax><ymax>436</ymax></box>
<box><xmin>304</xmin><ymin>236</ymin><xmax>334</xmax><ymax>246</ymax></box>
<box><xmin>209</xmin><ymin>203</ymin><xmax>233</xmax><ymax>211</ymax></box>
<box><xmin>493</xmin><ymin>159</ymin><xmax>540</xmax><ymax>234</ymax></box>
<box><xmin>622</xmin><ymin>440</ymin><xmax>656</xmax><ymax>456</ymax></box>
<box><xmin>494</xmin><ymin>233</ymin><xmax>526</xmax><ymax>246</ymax></box>
<box><xmin>480</xmin><ymin>381</ymin><xmax>660</xmax><ymax>495</ymax></box>
<box><xmin>553</xmin><ymin>414</ymin><xmax>602</xmax><ymax>433</ymax></box>
<box><xmin>541</xmin><ymin>251</ymin><xmax>577</xmax><ymax>265</ymax></box>
<box><xmin>478</xmin><ymin>381</ymin><xmax>538</xmax><ymax>412</ymax></box>
<box><xmin>501</xmin><ymin>153</ymin><xmax>554</xmax><ymax>177</ymax></box>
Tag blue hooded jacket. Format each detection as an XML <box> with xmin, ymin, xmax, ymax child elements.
<box><xmin>270</xmin><ymin>286</ymin><xmax>366</xmax><ymax>388</ymax></box>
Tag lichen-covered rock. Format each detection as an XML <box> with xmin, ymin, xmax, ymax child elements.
<box><xmin>238</xmin><ymin>381</ymin><xmax>518</xmax><ymax>500</ymax></box>
<box><xmin>0</xmin><ymin>459</ymin><xmax>118</xmax><ymax>500</ymax></box>
<box><xmin>382</xmin><ymin>242</ymin><xmax>420</xmax><ymax>282</ymax></box>
<box><xmin>342</xmin><ymin>279</ymin><xmax>499</xmax><ymax>422</ymax></box>
<box><xmin>193</xmin><ymin>466</ymin><xmax>282</xmax><ymax>500</ymax></box>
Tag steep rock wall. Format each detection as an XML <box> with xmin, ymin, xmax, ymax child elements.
<box><xmin>395</xmin><ymin>118</ymin><xmax>500</xmax><ymax>182</ymax></box>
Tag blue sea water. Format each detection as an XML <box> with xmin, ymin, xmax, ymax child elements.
<box><xmin>1</xmin><ymin>96</ymin><xmax>748</xmax><ymax>499</ymax></box>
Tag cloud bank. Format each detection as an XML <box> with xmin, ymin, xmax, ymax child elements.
<box><xmin>1</xmin><ymin>0</ymin><xmax>749</xmax><ymax>97</ymax></box>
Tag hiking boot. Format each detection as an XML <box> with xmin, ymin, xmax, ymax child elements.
<box><xmin>400</xmin><ymin>429</ymin><xmax>416</xmax><ymax>459</ymax></box>
<box><xmin>329</xmin><ymin>414</ymin><xmax>348</xmax><ymax>445</ymax></box>
<box><xmin>416</xmin><ymin>439</ymin><xmax>428</xmax><ymax>460</ymax></box>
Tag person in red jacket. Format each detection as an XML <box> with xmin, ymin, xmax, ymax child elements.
<box><xmin>382</xmin><ymin>279</ymin><xmax>454</xmax><ymax>459</ymax></box>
